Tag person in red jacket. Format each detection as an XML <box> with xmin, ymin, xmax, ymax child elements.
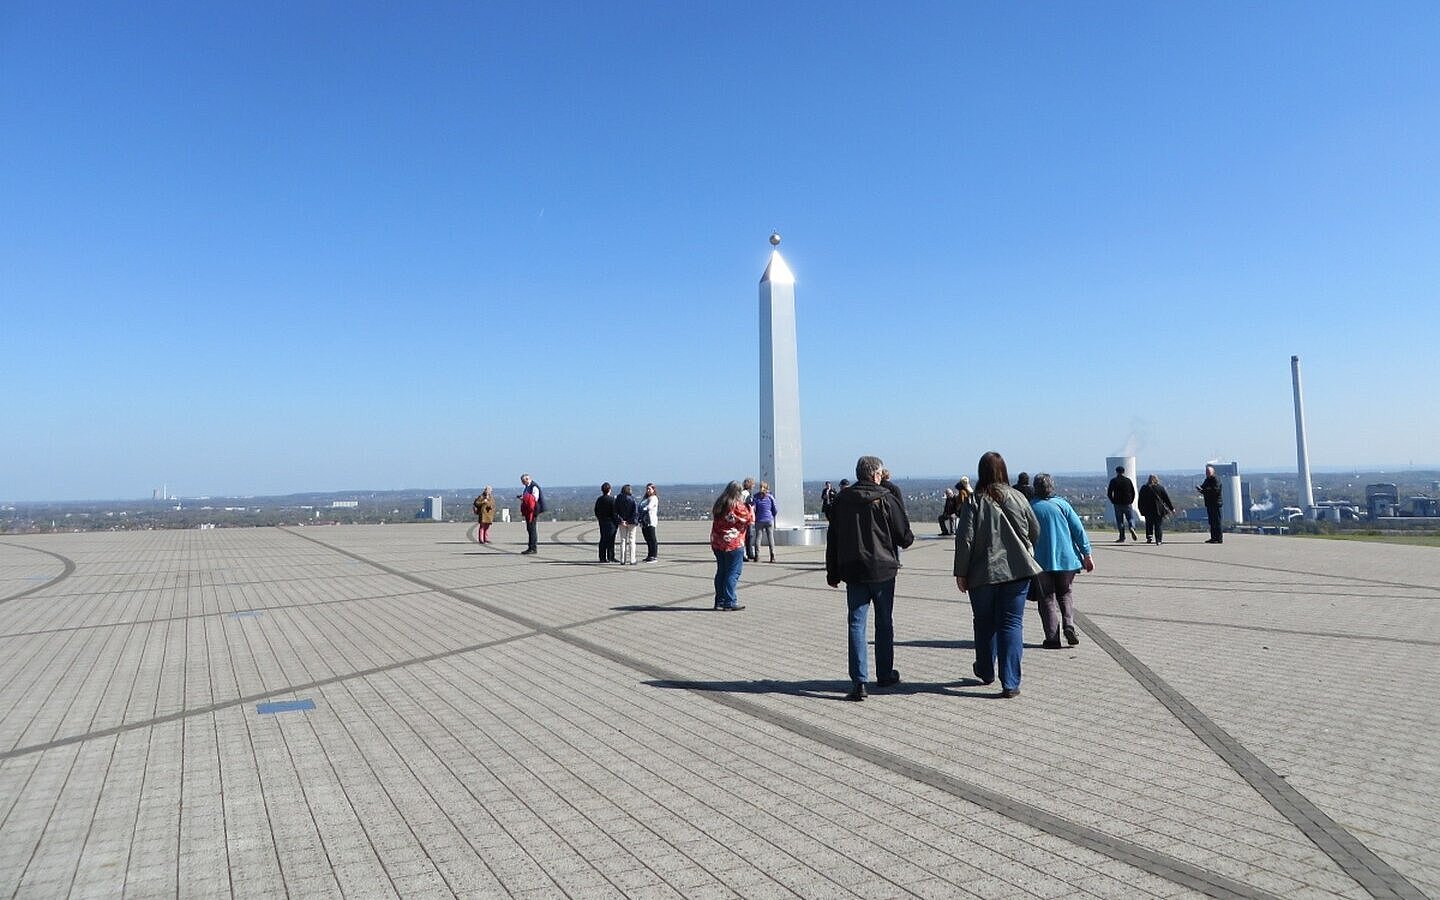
<box><xmin>519</xmin><ymin>473</ymin><xmax>541</xmax><ymax>554</ymax></box>
<box><xmin>710</xmin><ymin>481</ymin><xmax>754</xmax><ymax>610</ymax></box>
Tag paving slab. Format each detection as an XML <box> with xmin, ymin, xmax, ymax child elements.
<box><xmin>0</xmin><ymin>524</ymin><xmax>1436</xmax><ymax>898</ymax></box>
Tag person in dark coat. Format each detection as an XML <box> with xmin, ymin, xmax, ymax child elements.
<box><xmin>1137</xmin><ymin>474</ymin><xmax>1176</xmax><ymax>544</ymax></box>
<box><xmin>593</xmin><ymin>483</ymin><xmax>619</xmax><ymax>562</ymax></box>
<box><xmin>1107</xmin><ymin>466</ymin><xmax>1139</xmax><ymax>543</ymax></box>
<box><xmin>827</xmin><ymin>455</ymin><xmax>915</xmax><ymax>702</ymax></box>
<box><xmin>938</xmin><ymin>488</ymin><xmax>958</xmax><ymax>536</ymax></box>
<box><xmin>1198</xmin><ymin>465</ymin><xmax>1224</xmax><ymax>543</ymax></box>
<box><xmin>1014</xmin><ymin>472</ymin><xmax>1034</xmax><ymax>499</ymax></box>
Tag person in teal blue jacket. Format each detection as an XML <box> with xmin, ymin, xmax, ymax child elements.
<box><xmin>1029</xmin><ymin>473</ymin><xmax>1094</xmax><ymax>648</ymax></box>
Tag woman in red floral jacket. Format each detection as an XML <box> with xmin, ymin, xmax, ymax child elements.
<box><xmin>710</xmin><ymin>481</ymin><xmax>754</xmax><ymax>611</ymax></box>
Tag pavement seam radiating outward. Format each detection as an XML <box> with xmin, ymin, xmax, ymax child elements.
<box><xmin>0</xmin><ymin>588</ymin><xmax>436</xmax><ymax>640</ymax></box>
<box><xmin>281</xmin><ymin>528</ymin><xmax>1284</xmax><ymax>899</ymax></box>
<box><xmin>1074</xmin><ymin>609</ymin><xmax>1427</xmax><ymax>900</ymax></box>
<box><xmin>0</xmin><ymin>631</ymin><xmax>544</xmax><ymax>761</ymax></box>
<box><xmin>1085</xmin><ymin>610</ymin><xmax>1440</xmax><ymax>648</ymax></box>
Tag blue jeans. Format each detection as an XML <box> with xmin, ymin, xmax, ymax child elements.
<box><xmin>847</xmin><ymin>579</ymin><xmax>896</xmax><ymax>684</ymax></box>
<box><xmin>970</xmin><ymin>578</ymin><xmax>1029</xmax><ymax>691</ymax></box>
<box><xmin>1114</xmin><ymin>505</ymin><xmax>1135</xmax><ymax>539</ymax></box>
<box><xmin>713</xmin><ymin>548</ymin><xmax>744</xmax><ymax>607</ymax></box>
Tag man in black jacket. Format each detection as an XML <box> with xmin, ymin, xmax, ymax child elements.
<box><xmin>1107</xmin><ymin>466</ymin><xmax>1139</xmax><ymax>543</ymax></box>
<box><xmin>1198</xmin><ymin>465</ymin><xmax>1224</xmax><ymax>543</ymax></box>
<box><xmin>593</xmin><ymin>483</ymin><xmax>619</xmax><ymax>563</ymax></box>
<box><xmin>827</xmin><ymin>455</ymin><xmax>915</xmax><ymax>701</ymax></box>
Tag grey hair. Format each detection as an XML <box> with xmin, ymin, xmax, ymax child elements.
<box><xmin>1033</xmin><ymin>473</ymin><xmax>1056</xmax><ymax>500</ymax></box>
<box><xmin>855</xmin><ymin>455</ymin><xmax>884</xmax><ymax>482</ymax></box>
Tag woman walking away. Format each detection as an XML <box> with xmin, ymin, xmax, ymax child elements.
<box><xmin>710</xmin><ymin>481</ymin><xmax>754</xmax><ymax>610</ymax></box>
<box><xmin>473</xmin><ymin>486</ymin><xmax>495</xmax><ymax>543</ymax></box>
<box><xmin>1029</xmin><ymin>474</ymin><xmax>1094</xmax><ymax>649</ymax></box>
<box><xmin>640</xmin><ymin>483</ymin><xmax>661</xmax><ymax>562</ymax></box>
<box><xmin>615</xmin><ymin>484</ymin><xmax>640</xmax><ymax>565</ymax></box>
<box><xmin>751</xmin><ymin>482</ymin><xmax>778</xmax><ymax>562</ymax></box>
<box><xmin>594</xmin><ymin>483</ymin><xmax>619</xmax><ymax>563</ymax></box>
<box><xmin>1138</xmin><ymin>474</ymin><xmax>1176</xmax><ymax>545</ymax></box>
<box><xmin>954</xmin><ymin>451</ymin><xmax>1042</xmax><ymax>698</ymax></box>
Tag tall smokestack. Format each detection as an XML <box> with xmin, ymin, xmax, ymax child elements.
<box><xmin>1291</xmin><ymin>355</ymin><xmax>1315</xmax><ymax>512</ymax></box>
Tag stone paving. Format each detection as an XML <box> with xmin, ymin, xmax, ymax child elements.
<box><xmin>0</xmin><ymin>521</ymin><xmax>1436</xmax><ymax>899</ymax></box>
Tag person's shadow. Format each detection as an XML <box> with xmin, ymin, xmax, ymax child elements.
<box><xmin>644</xmin><ymin>676</ymin><xmax>1001</xmax><ymax>700</ymax></box>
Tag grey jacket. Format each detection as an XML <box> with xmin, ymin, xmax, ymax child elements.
<box><xmin>954</xmin><ymin>484</ymin><xmax>1043</xmax><ymax>587</ymax></box>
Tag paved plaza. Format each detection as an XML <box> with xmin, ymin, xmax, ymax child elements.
<box><xmin>1</xmin><ymin>521</ymin><xmax>1436</xmax><ymax>899</ymax></box>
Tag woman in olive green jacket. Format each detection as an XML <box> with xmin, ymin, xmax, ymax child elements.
<box><xmin>954</xmin><ymin>451</ymin><xmax>1042</xmax><ymax>698</ymax></box>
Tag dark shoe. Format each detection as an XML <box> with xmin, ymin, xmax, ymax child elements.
<box><xmin>1130</xmin><ymin>529</ymin><xmax>1139</xmax><ymax>541</ymax></box>
<box><xmin>768</xmin><ymin>556</ymin><xmax>776</xmax><ymax>563</ymax></box>
<box><xmin>877</xmin><ymin>670</ymin><xmax>901</xmax><ymax>687</ymax></box>
<box><xmin>1042</xmin><ymin>638</ymin><xmax>1062</xmax><ymax>649</ymax></box>
<box><xmin>520</xmin><ymin>548</ymin><xmax>536</xmax><ymax>555</ymax></box>
<box><xmin>1205</xmin><ymin>539</ymin><xmax>1220</xmax><ymax>544</ymax></box>
<box><xmin>972</xmin><ymin>661</ymin><xmax>994</xmax><ymax>686</ymax></box>
<box><xmin>1114</xmin><ymin>537</ymin><xmax>1126</xmax><ymax>543</ymax></box>
<box><xmin>722</xmin><ymin>604</ymin><xmax>745</xmax><ymax>611</ymax></box>
<box><xmin>845</xmin><ymin>682</ymin><xmax>867</xmax><ymax>702</ymax></box>
<box><xmin>1063</xmin><ymin>626</ymin><xmax>1079</xmax><ymax>646</ymax></box>
<box><xmin>1000</xmin><ymin>688</ymin><xmax>1021</xmax><ymax>699</ymax></box>
<box><xmin>1145</xmin><ymin>538</ymin><xmax>1153</xmax><ymax>544</ymax></box>
<box><xmin>642</xmin><ymin>557</ymin><xmax>657</xmax><ymax>563</ymax></box>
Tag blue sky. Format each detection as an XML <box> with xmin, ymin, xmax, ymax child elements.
<box><xmin>3</xmin><ymin>2</ymin><xmax>1438</xmax><ymax>501</ymax></box>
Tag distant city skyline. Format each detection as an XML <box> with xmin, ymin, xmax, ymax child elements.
<box><xmin>4</xmin><ymin>4</ymin><xmax>1438</xmax><ymax>501</ymax></box>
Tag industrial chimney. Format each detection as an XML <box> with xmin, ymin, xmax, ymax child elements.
<box><xmin>1291</xmin><ymin>355</ymin><xmax>1315</xmax><ymax>514</ymax></box>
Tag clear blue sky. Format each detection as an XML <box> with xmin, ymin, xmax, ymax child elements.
<box><xmin>4</xmin><ymin>2</ymin><xmax>1438</xmax><ymax>501</ymax></box>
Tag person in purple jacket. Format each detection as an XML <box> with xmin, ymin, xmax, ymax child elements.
<box><xmin>751</xmin><ymin>482</ymin><xmax>779</xmax><ymax>563</ymax></box>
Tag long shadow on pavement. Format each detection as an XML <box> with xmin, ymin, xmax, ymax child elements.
<box><xmin>645</xmin><ymin>677</ymin><xmax>1004</xmax><ymax>701</ymax></box>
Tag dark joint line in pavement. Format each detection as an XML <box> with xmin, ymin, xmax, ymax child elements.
<box><xmin>1086</xmin><ymin>611</ymin><xmax>1440</xmax><ymax>648</ymax></box>
<box><xmin>0</xmin><ymin>629</ymin><xmax>545</xmax><ymax>762</ymax></box>
<box><xmin>0</xmin><ymin>542</ymin><xmax>77</xmax><ymax>605</ymax></box>
<box><xmin>1075</xmin><ymin>609</ymin><xmax>1427</xmax><ymax>900</ymax></box>
<box><xmin>0</xmin><ymin>588</ymin><xmax>437</xmax><ymax>641</ymax></box>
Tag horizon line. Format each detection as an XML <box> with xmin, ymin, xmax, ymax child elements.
<box><xmin>8</xmin><ymin>464</ymin><xmax>1440</xmax><ymax>505</ymax></box>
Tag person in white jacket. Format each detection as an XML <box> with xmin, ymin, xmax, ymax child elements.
<box><xmin>640</xmin><ymin>483</ymin><xmax>661</xmax><ymax>562</ymax></box>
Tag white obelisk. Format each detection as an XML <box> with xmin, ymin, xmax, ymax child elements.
<box><xmin>758</xmin><ymin>232</ymin><xmax>812</xmax><ymax>542</ymax></box>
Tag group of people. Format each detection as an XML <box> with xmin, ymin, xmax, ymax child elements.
<box><xmin>823</xmin><ymin>452</ymin><xmax>1094</xmax><ymax>701</ymax></box>
<box><xmin>936</xmin><ymin>477</ymin><xmax>972</xmax><ymax>535</ymax></box>
<box><xmin>471</xmin><ymin>474</ymin><xmax>545</xmax><ymax>553</ymax></box>
<box><xmin>593</xmin><ymin>483</ymin><xmax>661</xmax><ymax>564</ymax></box>
<box><xmin>490</xmin><ymin>460</ymin><xmax>1121</xmax><ymax>701</ymax></box>
<box><xmin>1106</xmin><ymin>464</ymin><xmax>1225</xmax><ymax>544</ymax></box>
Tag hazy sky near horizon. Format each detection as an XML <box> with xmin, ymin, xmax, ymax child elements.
<box><xmin>4</xmin><ymin>2</ymin><xmax>1438</xmax><ymax>501</ymax></box>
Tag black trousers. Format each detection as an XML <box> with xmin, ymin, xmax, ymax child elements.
<box><xmin>642</xmin><ymin>524</ymin><xmax>658</xmax><ymax>559</ymax></box>
<box><xmin>525</xmin><ymin>518</ymin><xmax>538</xmax><ymax>551</ymax></box>
<box><xmin>1145</xmin><ymin>515</ymin><xmax>1165</xmax><ymax>543</ymax></box>
<box><xmin>1206</xmin><ymin>505</ymin><xmax>1223</xmax><ymax>542</ymax></box>
<box><xmin>597</xmin><ymin>520</ymin><xmax>617</xmax><ymax>561</ymax></box>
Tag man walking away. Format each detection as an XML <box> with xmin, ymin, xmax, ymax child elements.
<box><xmin>1106</xmin><ymin>466</ymin><xmax>1138</xmax><ymax>542</ymax></box>
<box><xmin>826</xmin><ymin>455</ymin><xmax>915</xmax><ymax>702</ymax></box>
